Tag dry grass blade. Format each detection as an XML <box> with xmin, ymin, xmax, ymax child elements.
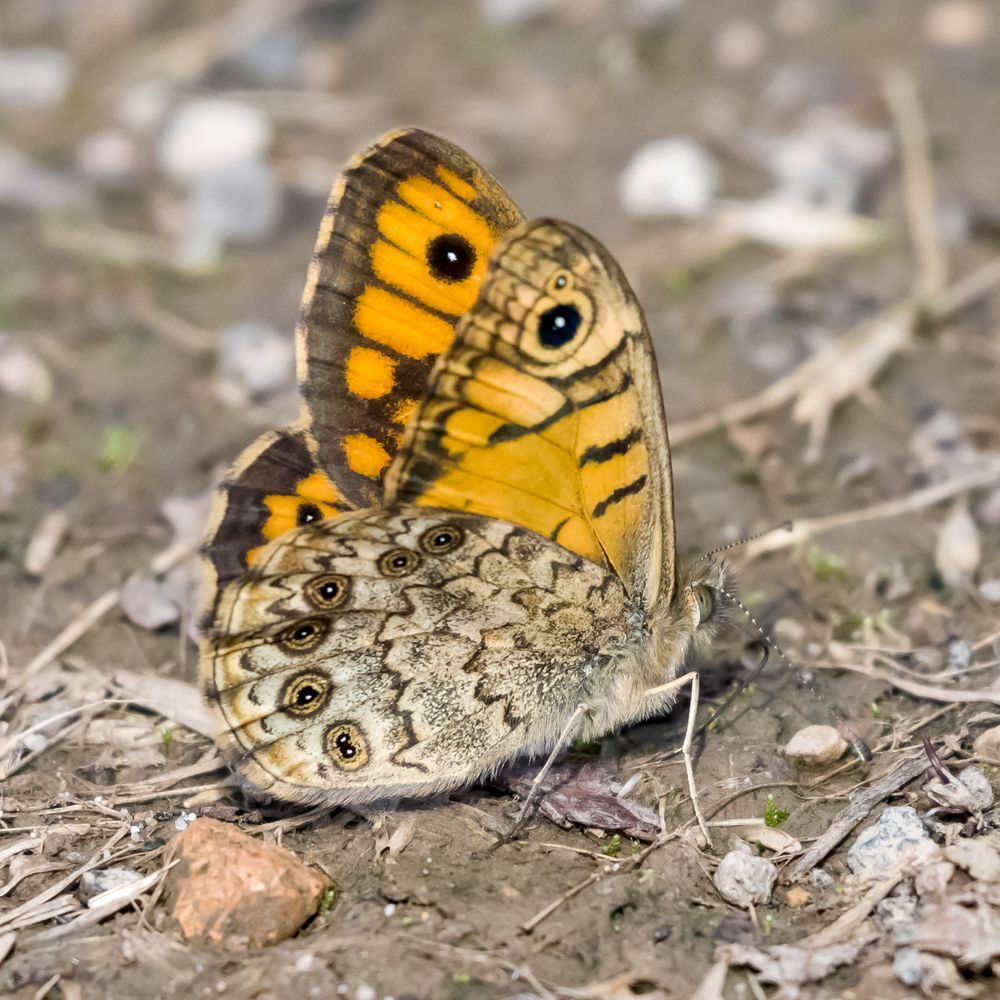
<box><xmin>18</xmin><ymin>539</ymin><xmax>195</xmax><ymax>686</ymax></box>
<box><xmin>742</xmin><ymin>457</ymin><xmax>1000</xmax><ymax>560</ymax></box>
<box><xmin>22</xmin><ymin>861</ymin><xmax>179</xmax><ymax>948</ymax></box>
<box><xmin>802</xmin><ymin>867</ymin><xmax>906</xmax><ymax>948</ymax></box>
<box><xmin>0</xmin><ymin>826</ymin><xmax>129</xmax><ymax>933</ymax></box>
<box><xmin>811</xmin><ymin>658</ymin><xmax>1000</xmax><ymax>706</ymax></box>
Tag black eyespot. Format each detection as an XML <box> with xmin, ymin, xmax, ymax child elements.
<box><xmin>426</xmin><ymin>233</ymin><xmax>475</xmax><ymax>282</ymax></box>
<box><xmin>325</xmin><ymin>722</ymin><xmax>369</xmax><ymax>771</ymax></box>
<box><xmin>281</xmin><ymin>671</ymin><xmax>331</xmax><ymax>716</ymax></box>
<box><xmin>305</xmin><ymin>573</ymin><xmax>349</xmax><ymax>610</ymax></box>
<box><xmin>378</xmin><ymin>547</ymin><xmax>420</xmax><ymax>577</ymax></box>
<box><xmin>554</xmin><ymin>273</ymin><xmax>568</xmax><ymax>289</ymax></box>
<box><xmin>537</xmin><ymin>304</ymin><xmax>581</xmax><ymax>349</ymax></box>
<box><xmin>420</xmin><ymin>524</ymin><xmax>464</xmax><ymax>554</ymax></box>
<box><xmin>280</xmin><ymin>619</ymin><xmax>326</xmax><ymax>652</ymax></box>
<box><xmin>296</xmin><ymin>503</ymin><xmax>323</xmax><ymax>526</ymax></box>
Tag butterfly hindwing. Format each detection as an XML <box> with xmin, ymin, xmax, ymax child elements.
<box><xmin>202</xmin><ymin>507</ymin><xmax>628</xmax><ymax>804</ymax></box>
<box><xmin>297</xmin><ymin>128</ymin><xmax>524</xmax><ymax>508</ymax></box>
<box><xmin>386</xmin><ymin>218</ymin><xmax>678</xmax><ymax>610</ymax></box>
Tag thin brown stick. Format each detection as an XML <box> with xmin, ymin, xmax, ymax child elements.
<box><xmin>782</xmin><ymin>752</ymin><xmax>936</xmax><ymax>885</ymax></box>
<box><xmin>801</xmin><ymin>867</ymin><xmax>906</xmax><ymax>948</ymax></box>
<box><xmin>520</xmin><ymin>872</ymin><xmax>601</xmax><ymax>934</ymax></box>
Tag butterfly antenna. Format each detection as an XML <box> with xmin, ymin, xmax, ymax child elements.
<box><xmin>700</xmin><ymin>583</ymin><xmax>873</xmax><ymax>764</ymax></box>
<box><xmin>695</xmin><ymin>521</ymin><xmax>793</xmax><ymax>563</ymax></box>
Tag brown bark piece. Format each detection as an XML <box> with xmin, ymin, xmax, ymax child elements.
<box><xmin>166</xmin><ymin>818</ymin><xmax>330</xmax><ymax>949</ymax></box>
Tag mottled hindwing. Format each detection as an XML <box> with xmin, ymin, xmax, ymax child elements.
<box><xmin>202</xmin><ymin>507</ymin><xmax>628</xmax><ymax>804</ymax></box>
<box><xmin>201</xmin><ymin>427</ymin><xmax>350</xmax><ymax>626</ymax></box>
<box><xmin>386</xmin><ymin>219</ymin><xmax>678</xmax><ymax>610</ymax></box>
<box><xmin>297</xmin><ymin>128</ymin><xmax>524</xmax><ymax>508</ymax></box>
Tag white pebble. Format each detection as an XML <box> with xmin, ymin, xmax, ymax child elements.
<box><xmin>356</xmin><ymin>986</ymin><xmax>376</xmax><ymax>1000</ymax></box>
<box><xmin>77</xmin><ymin>130</ymin><xmax>137</xmax><ymax>183</ymax></box>
<box><xmin>158</xmin><ymin>98</ymin><xmax>272</xmax><ymax>184</ymax></box>
<box><xmin>979</xmin><ymin>579</ymin><xmax>1000</xmax><ymax>603</ymax></box>
<box><xmin>712</xmin><ymin>20</ymin><xmax>766</xmax><ymax>71</ymax></box>
<box><xmin>713</xmin><ymin>849</ymin><xmax>777</xmax><ymax>907</ymax></box>
<box><xmin>218</xmin><ymin>320</ymin><xmax>294</xmax><ymax>398</ymax></box>
<box><xmin>847</xmin><ymin>806</ymin><xmax>933</xmax><ymax>881</ymax></box>
<box><xmin>618</xmin><ymin>137</ymin><xmax>718</xmax><ymax>218</ymax></box>
<box><xmin>784</xmin><ymin>725</ymin><xmax>848</xmax><ymax>766</ymax></box>
<box><xmin>0</xmin><ymin>47</ymin><xmax>71</xmax><ymax>110</ymax></box>
<box><xmin>924</xmin><ymin>1</ymin><xmax>991</xmax><ymax>48</ymax></box>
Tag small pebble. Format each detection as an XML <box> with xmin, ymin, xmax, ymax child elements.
<box><xmin>712</xmin><ymin>20</ymin><xmax>766</xmax><ymax>71</ymax></box>
<box><xmin>158</xmin><ymin>98</ymin><xmax>272</xmax><ymax>184</ymax></box>
<box><xmin>847</xmin><ymin>806</ymin><xmax>934</xmax><ymax>881</ymax></box>
<box><xmin>924</xmin><ymin>0</ymin><xmax>991</xmax><ymax>48</ymax></box>
<box><xmin>188</xmin><ymin>158</ymin><xmax>281</xmax><ymax>244</ymax></box>
<box><xmin>218</xmin><ymin>320</ymin><xmax>295</xmax><ymax>399</ymax></box>
<box><xmin>784</xmin><ymin>885</ymin><xmax>811</xmax><ymax>908</ymax></box>
<box><xmin>0</xmin><ymin>47</ymin><xmax>71</xmax><ymax>110</ymax></box>
<box><xmin>947</xmin><ymin>638</ymin><xmax>972</xmax><ymax>672</ymax></box>
<box><xmin>355</xmin><ymin>987</ymin><xmax>376</xmax><ymax>1000</ymax></box>
<box><xmin>894</xmin><ymin>946</ymin><xmax>923</xmax><ymax>988</ymax></box>
<box><xmin>784</xmin><ymin>725</ymin><xmax>847</xmax><ymax>766</ymax></box>
<box><xmin>618</xmin><ymin>137</ymin><xmax>718</xmax><ymax>218</ymax></box>
<box><xmin>957</xmin><ymin>765</ymin><xmax>994</xmax><ymax>810</ymax></box>
<box><xmin>713</xmin><ymin>849</ymin><xmax>777</xmax><ymax>907</ymax></box>
<box><xmin>79</xmin><ymin>867</ymin><xmax>143</xmax><ymax>904</ymax></box>
<box><xmin>0</xmin><ymin>336</ymin><xmax>52</xmax><ymax>403</ymax></box>
<box><xmin>77</xmin><ymin>130</ymin><xmax>137</xmax><ymax>184</ymax></box>
<box><xmin>478</xmin><ymin>0</ymin><xmax>555</xmax><ymax>26</ymax></box>
<box><xmin>979</xmin><ymin>579</ymin><xmax>1000</xmax><ymax>604</ymax></box>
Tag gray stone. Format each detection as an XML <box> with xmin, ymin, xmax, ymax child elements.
<box><xmin>713</xmin><ymin>849</ymin><xmax>777</xmax><ymax>907</ymax></box>
<box><xmin>847</xmin><ymin>806</ymin><xmax>934</xmax><ymax>880</ymax></box>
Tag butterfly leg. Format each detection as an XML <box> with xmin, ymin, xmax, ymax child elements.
<box><xmin>641</xmin><ymin>671</ymin><xmax>713</xmax><ymax>848</ymax></box>
<box><xmin>507</xmin><ymin>701</ymin><xmax>591</xmax><ymax>838</ymax></box>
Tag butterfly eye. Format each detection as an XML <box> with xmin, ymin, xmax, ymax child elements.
<box><xmin>281</xmin><ymin>671</ymin><xmax>331</xmax><ymax>716</ymax></box>
<box><xmin>325</xmin><ymin>722</ymin><xmax>369</xmax><ymax>771</ymax></box>
<box><xmin>305</xmin><ymin>573</ymin><xmax>349</xmax><ymax>610</ymax></box>
<box><xmin>296</xmin><ymin>503</ymin><xmax>323</xmax><ymax>527</ymax></box>
<box><xmin>280</xmin><ymin>619</ymin><xmax>326</xmax><ymax>652</ymax></box>
<box><xmin>420</xmin><ymin>524</ymin><xmax>464</xmax><ymax>554</ymax></box>
<box><xmin>537</xmin><ymin>303</ymin><xmax>581</xmax><ymax>349</ymax></box>
<box><xmin>693</xmin><ymin>585</ymin><xmax>715</xmax><ymax>626</ymax></box>
<box><xmin>426</xmin><ymin>233</ymin><xmax>476</xmax><ymax>283</ymax></box>
<box><xmin>378</xmin><ymin>547</ymin><xmax>421</xmax><ymax>577</ymax></box>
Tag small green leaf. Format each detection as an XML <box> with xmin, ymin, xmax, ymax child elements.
<box><xmin>871</xmin><ymin>701</ymin><xmax>882</xmax><ymax>719</ymax></box>
<box><xmin>317</xmin><ymin>888</ymin><xmax>336</xmax><ymax>915</ymax></box>
<box><xmin>98</xmin><ymin>424</ymin><xmax>141</xmax><ymax>475</ymax></box>
<box><xmin>452</xmin><ymin>973</ymin><xmax>471</xmax><ymax>984</ymax></box>
<box><xmin>804</xmin><ymin>544</ymin><xmax>848</xmax><ymax>584</ymax></box>
<box><xmin>762</xmin><ymin>913</ymin><xmax>774</xmax><ymax>936</ymax></box>
<box><xmin>763</xmin><ymin>793</ymin><xmax>789</xmax><ymax>828</ymax></box>
<box><xmin>601</xmin><ymin>834</ymin><xmax>622</xmax><ymax>857</ymax></box>
<box><xmin>160</xmin><ymin>727</ymin><xmax>173</xmax><ymax>755</ymax></box>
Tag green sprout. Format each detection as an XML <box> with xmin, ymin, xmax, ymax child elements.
<box><xmin>804</xmin><ymin>544</ymin><xmax>848</xmax><ymax>584</ymax></box>
<box><xmin>98</xmin><ymin>424</ymin><xmax>141</xmax><ymax>475</ymax></box>
<box><xmin>763</xmin><ymin>794</ymin><xmax>789</xmax><ymax>828</ymax></box>
<box><xmin>317</xmin><ymin>888</ymin><xmax>336</xmax><ymax>915</ymax></box>
<box><xmin>602</xmin><ymin>835</ymin><xmax>622</xmax><ymax>858</ymax></box>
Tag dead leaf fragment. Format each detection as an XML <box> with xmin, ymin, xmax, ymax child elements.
<box><xmin>166</xmin><ymin>817</ymin><xmax>330</xmax><ymax>949</ymax></box>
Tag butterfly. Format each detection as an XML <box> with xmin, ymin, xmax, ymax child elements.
<box><xmin>199</xmin><ymin>129</ymin><xmax>725</xmax><ymax>810</ymax></box>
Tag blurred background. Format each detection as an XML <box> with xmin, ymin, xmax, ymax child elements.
<box><xmin>2</xmin><ymin>0</ymin><xmax>999</xmax><ymax>720</ymax></box>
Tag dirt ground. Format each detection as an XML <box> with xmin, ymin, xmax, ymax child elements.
<box><xmin>2</xmin><ymin>1</ymin><xmax>1000</xmax><ymax>998</ymax></box>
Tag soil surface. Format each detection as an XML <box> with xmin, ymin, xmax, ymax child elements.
<box><xmin>2</xmin><ymin>2</ymin><xmax>1000</xmax><ymax>998</ymax></box>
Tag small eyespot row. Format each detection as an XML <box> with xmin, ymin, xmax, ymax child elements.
<box><xmin>280</xmin><ymin>670</ymin><xmax>331</xmax><ymax>716</ymax></box>
<box><xmin>305</xmin><ymin>573</ymin><xmax>349</xmax><ymax>610</ymax></box>
<box><xmin>279</xmin><ymin>619</ymin><xmax>327</xmax><ymax>653</ymax></box>
<box><xmin>325</xmin><ymin>721</ymin><xmax>369</xmax><ymax>771</ymax></box>
<box><xmin>378</xmin><ymin>547</ymin><xmax>420</xmax><ymax>577</ymax></box>
<box><xmin>419</xmin><ymin>523</ymin><xmax>464</xmax><ymax>555</ymax></box>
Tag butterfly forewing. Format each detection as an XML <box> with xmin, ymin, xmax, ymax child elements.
<box><xmin>297</xmin><ymin>128</ymin><xmax>524</xmax><ymax>507</ymax></box>
<box><xmin>201</xmin><ymin>129</ymin><xmax>523</xmax><ymax>626</ymax></box>
<box><xmin>386</xmin><ymin>218</ymin><xmax>678</xmax><ymax>609</ymax></box>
